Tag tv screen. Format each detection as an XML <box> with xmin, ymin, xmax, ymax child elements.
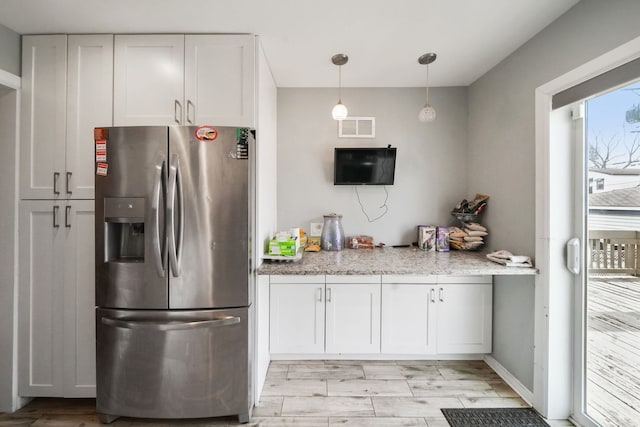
<box><xmin>334</xmin><ymin>147</ymin><xmax>397</xmax><ymax>185</ymax></box>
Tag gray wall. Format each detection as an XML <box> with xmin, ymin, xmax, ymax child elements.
<box><xmin>0</xmin><ymin>23</ymin><xmax>20</xmax><ymax>76</ymax></box>
<box><xmin>469</xmin><ymin>0</ymin><xmax>640</xmax><ymax>391</ymax></box>
<box><xmin>277</xmin><ymin>87</ymin><xmax>468</xmax><ymax>244</ymax></box>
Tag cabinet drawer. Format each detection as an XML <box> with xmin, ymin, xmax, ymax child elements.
<box><xmin>382</xmin><ymin>275</ymin><xmax>437</xmax><ymax>284</ymax></box>
<box><xmin>437</xmin><ymin>275</ymin><xmax>492</xmax><ymax>284</ymax></box>
<box><xmin>326</xmin><ymin>275</ymin><xmax>380</xmax><ymax>284</ymax></box>
<box><xmin>269</xmin><ymin>275</ymin><xmax>324</xmax><ymax>284</ymax></box>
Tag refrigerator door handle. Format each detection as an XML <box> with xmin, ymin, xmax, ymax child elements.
<box><xmin>101</xmin><ymin>315</ymin><xmax>240</xmax><ymax>331</ymax></box>
<box><xmin>176</xmin><ymin>158</ymin><xmax>184</xmax><ymax>270</ymax></box>
<box><xmin>168</xmin><ymin>154</ymin><xmax>182</xmax><ymax>277</ymax></box>
<box><xmin>151</xmin><ymin>157</ymin><xmax>166</xmax><ymax>277</ymax></box>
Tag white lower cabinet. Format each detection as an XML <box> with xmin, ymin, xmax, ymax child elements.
<box><xmin>381</xmin><ymin>276</ymin><xmax>437</xmax><ymax>354</ymax></box>
<box><xmin>19</xmin><ymin>200</ymin><xmax>96</xmax><ymax>397</ymax></box>
<box><xmin>268</xmin><ymin>274</ymin><xmax>492</xmax><ymax>357</ymax></box>
<box><xmin>381</xmin><ymin>275</ymin><xmax>493</xmax><ymax>355</ymax></box>
<box><xmin>269</xmin><ymin>275</ymin><xmax>381</xmax><ymax>354</ymax></box>
<box><xmin>269</xmin><ymin>275</ymin><xmax>325</xmax><ymax>354</ymax></box>
<box><xmin>325</xmin><ymin>276</ymin><xmax>381</xmax><ymax>354</ymax></box>
<box><xmin>436</xmin><ymin>277</ymin><xmax>493</xmax><ymax>354</ymax></box>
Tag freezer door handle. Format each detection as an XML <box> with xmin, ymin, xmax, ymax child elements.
<box><xmin>101</xmin><ymin>315</ymin><xmax>241</xmax><ymax>331</ymax></box>
<box><xmin>167</xmin><ymin>154</ymin><xmax>183</xmax><ymax>277</ymax></box>
<box><xmin>151</xmin><ymin>157</ymin><xmax>166</xmax><ymax>277</ymax></box>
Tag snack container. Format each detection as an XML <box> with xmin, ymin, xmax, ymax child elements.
<box><xmin>417</xmin><ymin>225</ymin><xmax>436</xmax><ymax>251</ymax></box>
<box><xmin>436</xmin><ymin>226</ymin><xmax>450</xmax><ymax>252</ymax></box>
<box><xmin>348</xmin><ymin>235</ymin><xmax>375</xmax><ymax>249</ymax></box>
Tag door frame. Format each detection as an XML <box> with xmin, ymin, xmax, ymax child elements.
<box><xmin>534</xmin><ymin>35</ymin><xmax>640</xmax><ymax>420</ymax></box>
<box><xmin>0</xmin><ymin>69</ymin><xmax>24</xmax><ymax>412</ymax></box>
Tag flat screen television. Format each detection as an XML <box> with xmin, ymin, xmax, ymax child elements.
<box><xmin>334</xmin><ymin>147</ymin><xmax>397</xmax><ymax>185</ymax></box>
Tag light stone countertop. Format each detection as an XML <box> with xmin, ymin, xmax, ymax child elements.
<box><xmin>257</xmin><ymin>247</ymin><xmax>537</xmax><ymax>276</ymax></box>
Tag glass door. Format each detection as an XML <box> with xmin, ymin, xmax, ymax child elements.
<box><xmin>574</xmin><ymin>81</ymin><xmax>640</xmax><ymax>427</ymax></box>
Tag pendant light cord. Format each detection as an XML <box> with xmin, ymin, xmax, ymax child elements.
<box><xmin>338</xmin><ymin>65</ymin><xmax>343</xmax><ymax>103</ymax></box>
<box><xmin>425</xmin><ymin>64</ymin><xmax>430</xmax><ymax>105</ymax></box>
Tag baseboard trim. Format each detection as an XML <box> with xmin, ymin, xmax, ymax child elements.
<box><xmin>484</xmin><ymin>355</ymin><xmax>534</xmax><ymax>405</ymax></box>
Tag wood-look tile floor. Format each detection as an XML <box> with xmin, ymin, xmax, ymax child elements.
<box><xmin>0</xmin><ymin>360</ymin><xmax>574</xmax><ymax>426</ymax></box>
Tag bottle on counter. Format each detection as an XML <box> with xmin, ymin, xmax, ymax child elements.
<box><xmin>320</xmin><ymin>213</ymin><xmax>344</xmax><ymax>251</ymax></box>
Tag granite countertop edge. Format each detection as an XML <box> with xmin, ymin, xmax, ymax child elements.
<box><xmin>257</xmin><ymin>247</ymin><xmax>537</xmax><ymax>276</ymax></box>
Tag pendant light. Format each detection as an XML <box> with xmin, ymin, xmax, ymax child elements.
<box><xmin>331</xmin><ymin>53</ymin><xmax>349</xmax><ymax>120</ymax></box>
<box><xmin>418</xmin><ymin>53</ymin><xmax>437</xmax><ymax>123</ymax></box>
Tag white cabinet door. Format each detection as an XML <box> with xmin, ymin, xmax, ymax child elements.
<box><xmin>20</xmin><ymin>36</ymin><xmax>67</xmax><ymax>199</ymax></box>
<box><xmin>66</xmin><ymin>35</ymin><xmax>113</xmax><ymax>199</ymax></box>
<box><xmin>381</xmin><ymin>284</ymin><xmax>436</xmax><ymax>354</ymax></box>
<box><xmin>436</xmin><ymin>284</ymin><xmax>493</xmax><ymax>354</ymax></box>
<box><xmin>19</xmin><ymin>201</ymin><xmax>65</xmax><ymax>396</ymax></box>
<box><xmin>325</xmin><ymin>283</ymin><xmax>381</xmax><ymax>354</ymax></box>
<box><xmin>270</xmin><ymin>282</ymin><xmax>325</xmax><ymax>354</ymax></box>
<box><xmin>19</xmin><ymin>200</ymin><xmax>96</xmax><ymax>397</ymax></box>
<box><xmin>62</xmin><ymin>200</ymin><xmax>96</xmax><ymax>397</ymax></box>
<box><xmin>184</xmin><ymin>35</ymin><xmax>255</xmax><ymax>127</ymax></box>
<box><xmin>114</xmin><ymin>35</ymin><xmax>185</xmax><ymax>125</ymax></box>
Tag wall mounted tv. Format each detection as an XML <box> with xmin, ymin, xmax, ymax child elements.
<box><xmin>334</xmin><ymin>147</ymin><xmax>397</xmax><ymax>185</ymax></box>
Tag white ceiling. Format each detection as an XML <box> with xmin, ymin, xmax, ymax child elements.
<box><xmin>0</xmin><ymin>0</ymin><xmax>579</xmax><ymax>88</ymax></box>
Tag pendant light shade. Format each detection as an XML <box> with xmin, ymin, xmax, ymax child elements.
<box><xmin>418</xmin><ymin>53</ymin><xmax>437</xmax><ymax>123</ymax></box>
<box><xmin>331</xmin><ymin>53</ymin><xmax>349</xmax><ymax>120</ymax></box>
<box><xmin>332</xmin><ymin>102</ymin><xmax>348</xmax><ymax>120</ymax></box>
<box><xmin>418</xmin><ymin>104</ymin><xmax>436</xmax><ymax>122</ymax></box>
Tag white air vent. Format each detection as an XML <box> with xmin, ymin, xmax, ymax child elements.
<box><xmin>338</xmin><ymin>117</ymin><xmax>375</xmax><ymax>138</ymax></box>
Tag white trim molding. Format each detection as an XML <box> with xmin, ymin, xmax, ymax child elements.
<box><xmin>484</xmin><ymin>355</ymin><xmax>534</xmax><ymax>405</ymax></box>
<box><xmin>0</xmin><ymin>69</ymin><xmax>20</xmax><ymax>90</ymax></box>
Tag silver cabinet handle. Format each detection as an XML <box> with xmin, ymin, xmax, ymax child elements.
<box><xmin>186</xmin><ymin>100</ymin><xmax>195</xmax><ymax>124</ymax></box>
<box><xmin>316</xmin><ymin>287</ymin><xmax>322</xmax><ymax>302</ymax></box>
<box><xmin>439</xmin><ymin>287</ymin><xmax>444</xmax><ymax>302</ymax></box>
<box><xmin>151</xmin><ymin>157</ymin><xmax>166</xmax><ymax>278</ymax></box>
<box><xmin>66</xmin><ymin>172</ymin><xmax>72</xmax><ymax>195</ymax></box>
<box><xmin>53</xmin><ymin>205</ymin><xmax>59</xmax><ymax>228</ymax></box>
<box><xmin>430</xmin><ymin>288</ymin><xmax>435</xmax><ymax>303</ymax></box>
<box><xmin>101</xmin><ymin>316</ymin><xmax>240</xmax><ymax>331</ymax></box>
<box><xmin>327</xmin><ymin>287</ymin><xmax>332</xmax><ymax>302</ymax></box>
<box><xmin>174</xmin><ymin>99</ymin><xmax>182</xmax><ymax>124</ymax></box>
<box><xmin>65</xmin><ymin>205</ymin><xmax>71</xmax><ymax>228</ymax></box>
<box><xmin>53</xmin><ymin>172</ymin><xmax>60</xmax><ymax>195</ymax></box>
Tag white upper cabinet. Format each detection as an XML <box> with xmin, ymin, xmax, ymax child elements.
<box><xmin>20</xmin><ymin>35</ymin><xmax>67</xmax><ymax>199</ymax></box>
<box><xmin>66</xmin><ymin>35</ymin><xmax>114</xmax><ymax>199</ymax></box>
<box><xmin>114</xmin><ymin>34</ymin><xmax>255</xmax><ymax>127</ymax></box>
<box><xmin>21</xmin><ymin>35</ymin><xmax>113</xmax><ymax>200</ymax></box>
<box><xmin>184</xmin><ymin>35</ymin><xmax>255</xmax><ymax>126</ymax></box>
<box><xmin>113</xmin><ymin>35</ymin><xmax>184</xmax><ymax>126</ymax></box>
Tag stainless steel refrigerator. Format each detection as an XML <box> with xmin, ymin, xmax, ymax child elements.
<box><xmin>94</xmin><ymin>126</ymin><xmax>254</xmax><ymax>424</ymax></box>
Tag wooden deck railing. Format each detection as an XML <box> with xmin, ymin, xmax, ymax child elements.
<box><xmin>588</xmin><ymin>230</ymin><xmax>640</xmax><ymax>275</ymax></box>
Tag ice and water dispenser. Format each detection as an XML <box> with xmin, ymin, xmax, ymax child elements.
<box><xmin>103</xmin><ymin>198</ymin><xmax>146</xmax><ymax>263</ymax></box>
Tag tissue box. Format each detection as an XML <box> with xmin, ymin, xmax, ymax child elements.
<box><xmin>268</xmin><ymin>237</ymin><xmax>298</xmax><ymax>256</ymax></box>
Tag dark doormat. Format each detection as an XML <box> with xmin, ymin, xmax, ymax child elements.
<box><xmin>441</xmin><ymin>408</ymin><xmax>550</xmax><ymax>427</ymax></box>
